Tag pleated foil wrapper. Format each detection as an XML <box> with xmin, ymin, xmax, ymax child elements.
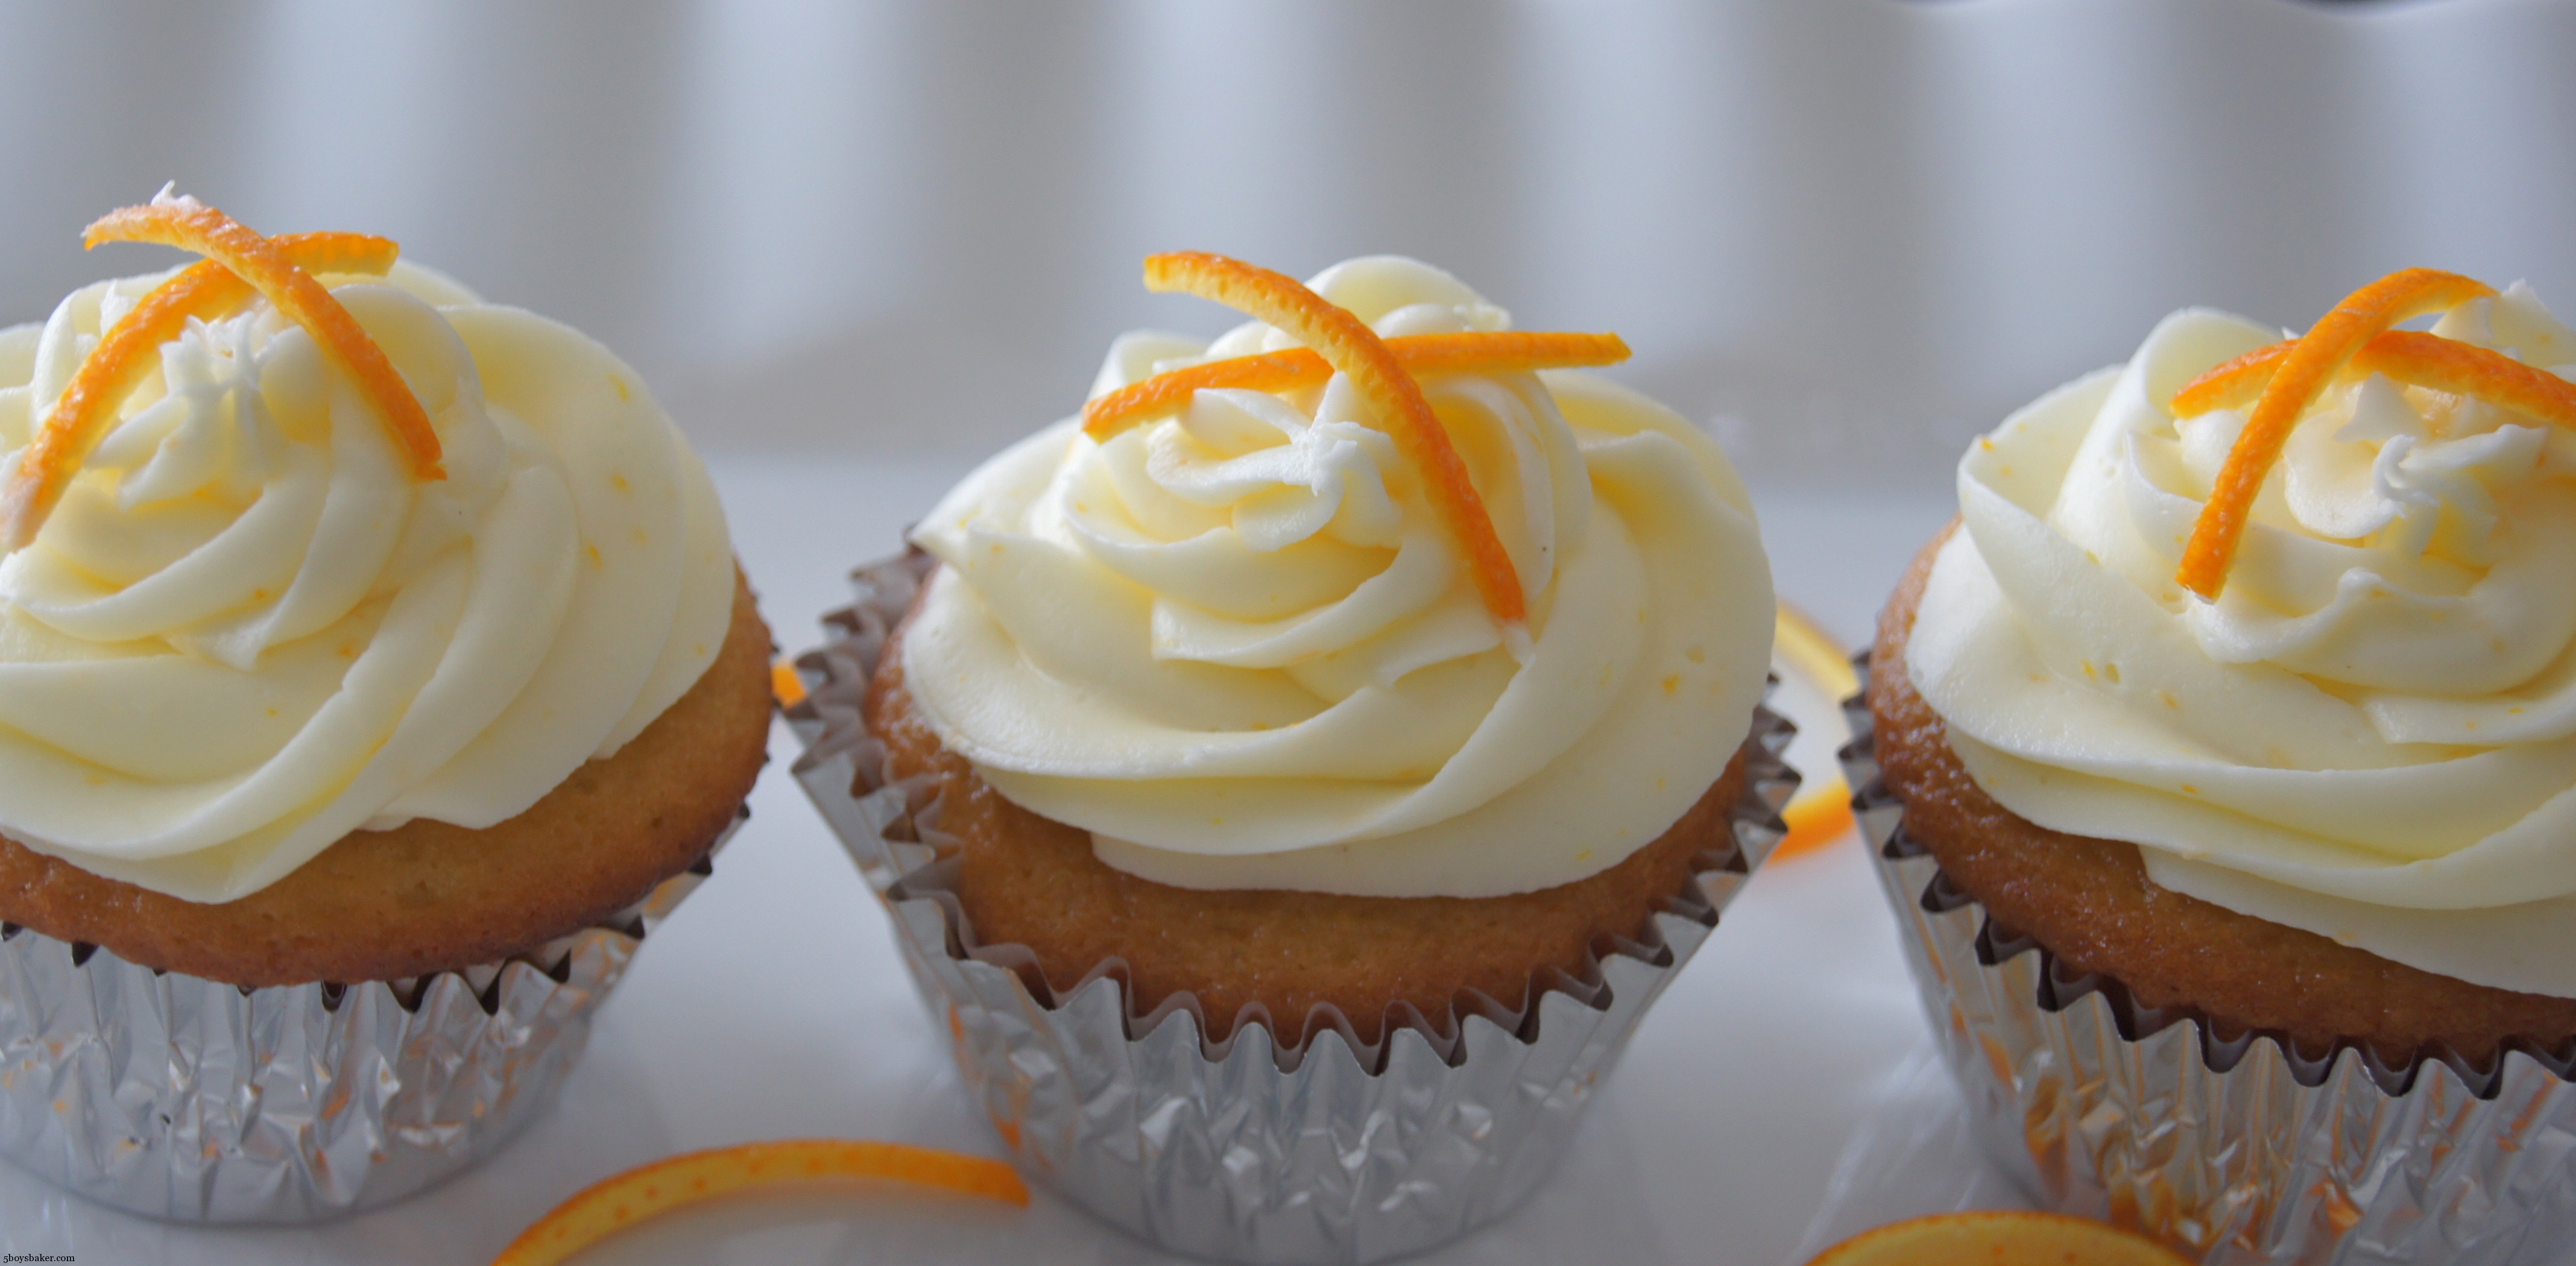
<box><xmin>0</xmin><ymin>808</ymin><xmax>739</xmax><ymax>1224</ymax></box>
<box><xmin>786</xmin><ymin>550</ymin><xmax>1797</xmax><ymax>1266</ymax></box>
<box><xmin>1840</xmin><ymin>650</ymin><xmax>2576</xmax><ymax>1265</ymax></box>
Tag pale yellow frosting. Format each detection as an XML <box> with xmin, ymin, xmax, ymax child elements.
<box><xmin>0</xmin><ymin>260</ymin><xmax>733</xmax><ymax>902</ymax></box>
<box><xmin>903</xmin><ymin>257</ymin><xmax>1773</xmax><ymax>898</ymax></box>
<box><xmin>1909</xmin><ymin>285</ymin><xmax>2576</xmax><ymax>996</ymax></box>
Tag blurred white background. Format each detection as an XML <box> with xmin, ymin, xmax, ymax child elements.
<box><xmin>2</xmin><ymin>0</ymin><xmax>2569</xmax><ymax>491</ymax></box>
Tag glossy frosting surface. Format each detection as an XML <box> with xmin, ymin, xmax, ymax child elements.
<box><xmin>0</xmin><ymin>261</ymin><xmax>733</xmax><ymax>902</ymax></box>
<box><xmin>904</xmin><ymin>257</ymin><xmax>1772</xmax><ymax>897</ymax></box>
<box><xmin>1909</xmin><ymin>287</ymin><xmax>2576</xmax><ymax>995</ymax></box>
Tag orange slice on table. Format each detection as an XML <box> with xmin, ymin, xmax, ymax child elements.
<box><xmin>491</xmin><ymin>1139</ymin><xmax>1028</xmax><ymax>1266</ymax></box>
<box><xmin>1140</xmin><ymin>251</ymin><xmax>1529</xmax><ymax>637</ymax></box>
<box><xmin>1805</xmin><ymin>1211</ymin><xmax>2193</xmax><ymax>1266</ymax></box>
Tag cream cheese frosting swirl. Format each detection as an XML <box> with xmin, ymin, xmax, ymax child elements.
<box><xmin>903</xmin><ymin>257</ymin><xmax>1772</xmax><ymax>898</ymax></box>
<box><xmin>1909</xmin><ymin>283</ymin><xmax>2576</xmax><ymax>997</ymax></box>
<box><xmin>0</xmin><ymin>260</ymin><xmax>734</xmax><ymax>903</ymax></box>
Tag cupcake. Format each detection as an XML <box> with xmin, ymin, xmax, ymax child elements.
<box><xmin>789</xmin><ymin>252</ymin><xmax>1788</xmax><ymax>1263</ymax></box>
<box><xmin>1849</xmin><ymin>268</ymin><xmax>2576</xmax><ymax>1262</ymax></box>
<box><xmin>0</xmin><ymin>194</ymin><xmax>769</xmax><ymax>1220</ymax></box>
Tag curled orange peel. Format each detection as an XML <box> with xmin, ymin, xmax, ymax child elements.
<box><xmin>2362</xmin><ymin>329</ymin><xmax>2576</xmax><ymax>432</ymax></box>
<box><xmin>490</xmin><ymin>1139</ymin><xmax>1029</xmax><ymax>1266</ymax></box>
<box><xmin>1140</xmin><ymin>252</ymin><xmax>1527</xmax><ymax>631</ymax></box>
<box><xmin>1769</xmin><ymin>602</ymin><xmax>1857</xmax><ymax>862</ymax></box>
<box><xmin>0</xmin><ymin>227</ymin><xmax>403</xmax><ymax>552</ymax></box>
<box><xmin>1081</xmin><ymin>330</ymin><xmax>1632</xmax><ymax>440</ymax></box>
<box><xmin>2168</xmin><ymin>338</ymin><xmax>2296</xmax><ymax>417</ymax></box>
<box><xmin>2174</xmin><ymin>268</ymin><xmax>2495</xmax><ymax>600</ymax></box>
<box><xmin>1805</xmin><ymin>1210</ymin><xmax>2190</xmax><ymax>1266</ymax></box>
<box><xmin>86</xmin><ymin>198</ymin><xmax>444</xmax><ymax>471</ymax></box>
<box><xmin>2171</xmin><ymin>331</ymin><xmax>2576</xmax><ymax>433</ymax></box>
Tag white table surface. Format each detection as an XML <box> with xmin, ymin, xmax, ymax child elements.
<box><xmin>0</xmin><ymin>459</ymin><xmax>1981</xmax><ymax>1266</ymax></box>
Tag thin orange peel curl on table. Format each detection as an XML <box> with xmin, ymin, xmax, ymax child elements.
<box><xmin>1135</xmin><ymin>251</ymin><xmax>1536</xmax><ymax>637</ymax></box>
<box><xmin>770</xmin><ymin>658</ymin><xmax>809</xmax><ymax>708</ymax></box>
<box><xmin>2161</xmin><ymin>266</ymin><xmax>2576</xmax><ymax>600</ymax></box>
<box><xmin>1</xmin><ymin>195</ymin><xmax>442</xmax><ymax>553</ymax></box>
<box><xmin>490</xmin><ymin>1139</ymin><xmax>1029</xmax><ymax>1266</ymax></box>
<box><xmin>1770</xmin><ymin>603</ymin><xmax>1858</xmax><ymax>861</ymax></box>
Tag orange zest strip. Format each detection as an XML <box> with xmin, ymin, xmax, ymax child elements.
<box><xmin>2168</xmin><ymin>338</ymin><xmax>2294</xmax><ymax>418</ymax></box>
<box><xmin>85</xmin><ymin>198</ymin><xmax>445</xmax><ymax>479</ymax></box>
<box><xmin>2174</xmin><ymin>268</ymin><xmax>2494</xmax><ymax>600</ymax></box>
<box><xmin>1084</xmin><ymin>346</ymin><xmax>1333</xmax><ymax>439</ymax></box>
<box><xmin>490</xmin><ymin>1140</ymin><xmax>1029</xmax><ymax>1266</ymax></box>
<box><xmin>2362</xmin><ymin>329</ymin><xmax>2576</xmax><ymax>432</ymax></box>
<box><xmin>771</xmin><ymin>658</ymin><xmax>809</xmax><ymax>707</ymax></box>
<box><xmin>256</xmin><ymin>230</ymin><xmax>405</xmax><ymax>279</ymax></box>
<box><xmin>1141</xmin><ymin>253</ymin><xmax>1527</xmax><ymax>631</ymax></box>
<box><xmin>0</xmin><ymin>228</ymin><xmax>402</xmax><ymax>552</ymax></box>
<box><xmin>1376</xmin><ymin>329</ymin><xmax>1629</xmax><ymax>377</ymax></box>
<box><xmin>1081</xmin><ymin>330</ymin><xmax>1632</xmax><ymax>440</ymax></box>
<box><xmin>2170</xmin><ymin>332</ymin><xmax>2576</xmax><ymax>433</ymax></box>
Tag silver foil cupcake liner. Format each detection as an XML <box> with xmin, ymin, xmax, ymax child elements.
<box><xmin>0</xmin><ymin>807</ymin><xmax>739</xmax><ymax>1224</ymax></box>
<box><xmin>1840</xmin><ymin>649</ymin><xmax>2576</xmax><ymax>1265</ymax></box>
<box><xmin>786</xmin><ymin>550</ymin><xmax>1796</xmax><ymax>1265</ymax></box>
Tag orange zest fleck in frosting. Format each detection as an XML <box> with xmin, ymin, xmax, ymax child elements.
<box><xmin>1140</xmin><ymin>251</ymin><xmax>1528</xmax><ymax>632</ymax></box>
<box><xmin>0</xmin><ymin>225</ymin><xmax>405</xmax><ymax>552</ymax></box>
<box><xmin>490</xmin><ymin>1140</ymin><xmax>1029</xmax><ymax>1266</ymax></box>
<box><xmin>1081</xmin><ymin>330</ymin><xmax>1632</xmax><ymax>441</ymax></box>
<box><xmin>86</xmin><ymin>197</ymin><xmax>444</xmax><ymax>471</ymax></box>
<box><xmin>2173</xmin><ymin>268</ymin><xmax>2495</xmax><ymax>600</ymax></box>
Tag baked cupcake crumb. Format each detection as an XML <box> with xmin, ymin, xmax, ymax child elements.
<box><xmin>0</xmin><ymin>573</ymin><xmax>772</xmax><ymax>987</ymax></box>
<box><xmin>870</xmin><ymin>606</ymin><xmax>1748</xmax><ymax>1047</ymax></box>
